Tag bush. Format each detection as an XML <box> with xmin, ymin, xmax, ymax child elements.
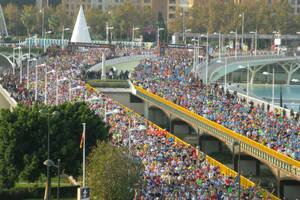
<box><xmin>0</xmin><ymin>186</ymin><xmax>79</xmax><ymax>200</ymax></box>
<box><xmin>87</xmin><ymin>79</ymin><xmax>130</xmax><ymax>88</ymax></box>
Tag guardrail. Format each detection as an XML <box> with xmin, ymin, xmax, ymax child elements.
<box><xmin>88</xmin><ymin>54</ymin><xmax>156</xmax><ymax>72</ymax></box>
<box><xmin>86</xmin><ymin>83</ymin><xmax>279</xmax><ymax>199</ymax></box>
<box><xmin>0</xmin><ymin>84</ymin><xmax>17</xmax><ymax>110</ymax></box>
<box><xmin>133</xmin><ymin>85</ymin><xmax>300</xmax><ymax>180</ymax></box>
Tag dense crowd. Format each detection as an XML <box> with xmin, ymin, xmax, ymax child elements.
<box><xmin>131</xmin><ymin>49</ymin><xmax>300</xmax><ymax>161</ymax></box>
<box><xmin>0</xmin><ymin>46</ymin><xmax>272</xmax><ymax>199</ymax></box>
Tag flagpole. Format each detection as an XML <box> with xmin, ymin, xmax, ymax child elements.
<box><xmin>82</xmin><ymin>123</ymin><xmax>86</xmax><ymax>188</ymax></box>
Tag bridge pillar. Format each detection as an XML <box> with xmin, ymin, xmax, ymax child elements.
<box><xmin>281</xmin><ymin>63</ymin><xmax>300</xmax><ymax>85</ymax></box>
<box><xmin>148</xmin><ymin>106</ymin><xmax>170</xmax><ymax>130</ymax></box>
<box><xmin>250</xmin><ymin>65</ymin><xmax>265</xmax><ymax>84</ymax></box>
<box><xmin>280</xmin><ymin>179</ymin><xmax>300</xmax><ymax>199</ymax></box>
<box><xmin>233</xmin><ymin>155</ymin><xmax>260</xmax><ymax>176</ymax></box>
<box><xmin>199</xmin><ymin>135</ymin><xmax>222</xmax><ymax>154</ymax></box>
<box><xmin>144</xmin><ymin>102</ymin><xmax>149</xmax><ymax>119</ymax></box>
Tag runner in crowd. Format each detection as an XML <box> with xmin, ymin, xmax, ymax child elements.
<box><xmin>0</xmin><ymin>46</ymin><xmax>271</xmax><ymax>199</ymax></box>
<box><xmin>131</xmin><ymin>49</ymin><xmax>300</xmax><ymax>161</ymax></box>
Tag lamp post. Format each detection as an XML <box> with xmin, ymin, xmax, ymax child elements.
<box><xmin>184</xmin><ymin>29</ymin><xmax>191</xmax><ymax>45</ymax></box>
<box><xmin>232</xmin><ymin>141</ymin><xmax>241</xmax><ymax>200</ymax></box>
<box><xmin>61</xmin><ymin>26</ymin><xmax>70</xmax><ymax>50</ymax></box>
<box><xmin>201</xmin><ymin>33</ymin><xmax>209</xmax><ymax>84</ymax></box>
<box><xmin>238</xmin><ymin>62</ymin><xmax>250</xmax><ymax>103</ymax></box>
<box><xmin>44</xmin><ymin>31</ymin><xmax>52</xmax><ymax>53</ymax></box>
<box><xmin>43</xmin><ymin>159</ymin><xmax>61</xmax><ymax>200</ymax></box>
<box><xmin>132</xmin><ymin>26</ymin><xmax>140</xmax><ymax>49</ymax></box>
<box><xmin>44</xmin><ymin>68</ymin><xmax>56</xmax><ymax>105</ymax></box>
<box><xmin>192</xmin><ymin>38</ymin><xmax>199</xmax><ymax>74</ymax></box>
<box><xmin>263</xmin><ymin>68</ymin><xmax>275</xmax><ymax>109</ymax></box>
<box><xmin>106</xmin><ymin>22</ymin><xmax>114</xmax><ymax>43</ymax></box>
<box><xmin>230</xmin><ymin>30</ymin><xmax>238</xmax><ymax>58</ymax></box>
<box><xmin>250</xmin><ymin>30</ymin><xmax>257</xmax><ymax>56</ymax></box>
<box><xmin>40</xmin><ymin>110</ymin><xmax>59</xmax><ymax>200</ymax></box>
<box><xmin>27</xmin><ymin>58</ymin><xmax>37</xmax><ymax>90</ymax></box>
<box><xmin>35</xmin><ymin>63</ymin><xmax>46</xmax><ymax>101</ymax></box>
<box><xmin>239</xmin><ymin>13</ymin><xmax>244</xmax><ymax>49</ymax></box>
<box><xmin>157</xmin><ymin>27</ymin><xmax>165</xmax><ymax>48</ymax></box>
<box><xmin>214</xmin><ymin>32</ymin><xmax>222</xmax><ymax>59</ymax></box>
<box><xmin>180</xmin><ymin>11</ymin><xmax>185</xmax><ymax>44</ymax></box>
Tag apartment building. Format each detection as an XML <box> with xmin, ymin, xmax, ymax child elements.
<box><xmin>62</xmin><ymin>0</ymin><xmax>195</xmax><ymax>27</ymax></box>
<box><xmin>289</xmin><ymin>0</ymin><xmax>300</xmax><ymax>14</ymax></box>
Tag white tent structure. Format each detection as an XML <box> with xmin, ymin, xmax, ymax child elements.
<box><xmin>70</xmin><ymin>5</ymin><xmax>91</xmax><ymax>43</ymax></box>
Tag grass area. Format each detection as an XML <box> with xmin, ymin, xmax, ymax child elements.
<box><xmin>87</xmin><ymin>79</ymin><xmax>130</xmax><ymax>88</ymax></box>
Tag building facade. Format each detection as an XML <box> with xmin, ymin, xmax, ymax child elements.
<box><xmin>61</xmin><ymin>0</ymin><xmax>195</xmax><ymax>27</ymax></box>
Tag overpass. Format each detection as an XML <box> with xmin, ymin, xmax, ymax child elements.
<box><xmin>88</xmin><ymin>54</ymin><xmax>156</xmax><ymax>72</ymax></box>
<box><xmin>196</xmin><ymin>54</ymin><xmax>300</xmax><ymax>84</ymax></box>
<box><xmin>131</xmin><ymin>84</ymin><xmax>300</xmax><ymax>199</ymax></box>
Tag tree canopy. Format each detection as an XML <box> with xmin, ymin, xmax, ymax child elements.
<box><xmin>87</xmin><ymin>142</ymin><xmax>143</xmax><ymax>200</ymax></box>
<box><xmin>0</xmin><ymin>102</ymin><xmax>108</xmax><ymax>189</ymax></box>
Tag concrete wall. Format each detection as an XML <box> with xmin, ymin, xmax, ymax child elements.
<box><xmin>173</xmin><ymin>124</ymin><xmax>189</xmax><ymax>135</ymax></box>
<box><xmin>282</xmin><ymin>184</ymin><xmax>300</xmax><ymax>200</ymax></box>
<box><xmin>0</xmin><ymin>85</ymin><xmax>17</xmax><ymax>111</ymax></box>
<box><xmin>104</xmin><ymin>92</ymin><xmax>144</xmax><ymax>115</ymax></box>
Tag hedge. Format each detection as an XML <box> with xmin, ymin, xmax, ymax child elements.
<box><xmin>0</xmin><ymin>186</ymin><xmax>78</xmax><ymax>200</ymax></box>
<box><xmin>87</xmin><ymin>79</ymin><xmax>130</xmax><ymax>88</ymax></box>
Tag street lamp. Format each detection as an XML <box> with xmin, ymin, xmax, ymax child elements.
<box><xmin>43</xmin><ymin>159</ymin><xmax>61</xmax><ymax>200</ymax></box>
<box><xmin>214</xmin><ymin>32</ymin><xmax>222</xmax><ymax>59</ymax></box>
<box><xmin>27</xmin><ymin>58</ymin><xmax>37</xmax><ymax>90</ymax></box>
<box><xmin>232</xmin><ymin>141</ymin><xmax>241</xmax><ymax>200</ymax></box>
<box><xmin>250</xmin><ymin>30</ymin><xmax>258</xmax><ymax>56</ymax></box>
<box><xmin>184</xmin><ymin>28</ymin><xmax>191</xmax><ymax>45</ymax></box>
<box><xmin>61</xmin><ymin>26</ymin><xmax>70</xmax><ymax>50</ymax></box>
<box><xmin>106</xmin><ymin>23</ymin><xmax>114</xmax><ymax>43</ymax></box>
<box><xmin>44</xmin><ymin>30</ymin><xmax>52</xmax><ymax>53</ymax></box>
<box><xmin>132</xmin><ymin>26</ymin><xmax>140</xmax><ymax>49</ymax></box>
<box><xmin>44</xmin><ymin>68</ymin><xmax>56</xmax><ymax>105</ymax></box>
<box><xmin>201</xmin><ymin>33</ymin><xmax>209</xmax><ymax>84</ymax></box>
<box><xmin>239</xmin><ymin>13</ymin><xmax>244</xmax><ymax>49</ymax></box>
<box><xmin>35</xmin><ymin>63</ymin><xmax>46</xmax><ymax>102</ymax></box>
<box><xmin>238</xmin><ymin>63</ymin><xmax>250</xmax><ymax>103</ymax></box>
<box><xmin>292</xmin><ymin>78</ymin><xmax>300</xmax><ymax>83</ymax></box>
<box><xmin>157</xmin><ymin>27</ymin><xmax>165</xmax><ymax>48</ymax></box>
<box><xmin>40</xmin><ymin>109</ymin><xmax>59</xmax><ymax>200</ymax></box>
<box><xmin>191</xmin><ymin>38</ymin><xmax>200</xmax><ymax>74</ymax></box>
<box><xmin>230</xmin><ymin>30</ymin><xmax>238</xmax><ymax>58</ymax></box>
<box><xmin>263</xmin><ymin>68</ymin><xmax>275</xmax><ymax>109</ymax></box>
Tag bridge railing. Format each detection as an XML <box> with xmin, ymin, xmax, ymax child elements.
<box><xmin>133</xmin><ymin>85</ymin><xmax>300</xmax><ymax>179</ymax></box>
<box><xmin>88</xmin><ymin>54</ymin><xmax>156</xmax><ymax>72</ymax></box>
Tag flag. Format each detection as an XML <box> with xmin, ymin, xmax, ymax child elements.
<box><xmin>80</xmin><ymin>132</ymin><xmax>84</xmax><ymax>149</ymax></box>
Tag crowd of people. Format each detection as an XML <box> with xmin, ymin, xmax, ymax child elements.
<box><xmin>131</xmin><ymin>49</ymin><xmax>300</xmax><ymax>161</ymax></box>
<box><xmin>0</xmin><ymin>46</ymin><xmax>272</xmax><ymax>199</ymax></box>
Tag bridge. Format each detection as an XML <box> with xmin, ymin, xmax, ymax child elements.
<box><xmin>196</xmin><ymin>54</ymin><xmax>300</xmax><ymax>84</ymax></box>
<box><xmin>129</xmin><ymin>84</ymin><xmax>300</xmax><ymax>199</ymax></box>
<box><xmin>88</xmin><ymin>54</ymin><xmax>156</xmax><ymax>72</ymax></box>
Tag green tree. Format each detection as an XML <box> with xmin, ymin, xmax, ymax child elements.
<box><xmin>0</xmin><ymin>102</ymin><xmax>109</xmax><ymax>189</ymax></box>
<box><xmin>85</xmin><ymin>8</ymin><xmax>107</xmax><ymax>40</ymax></box>
<box><xmin>87</xmin><ymin>142</ymin><xmax>143</xmax><ymax>200</ymax></box>
<box><xmin>20</xmin><ymin>5</ymin><xmax>37</xmax><ymax>34</ymax></box>
<box><xmin>3</xmin><ymin>3</ymin><xmax>20</xmax><ymax>35</ymax></box>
